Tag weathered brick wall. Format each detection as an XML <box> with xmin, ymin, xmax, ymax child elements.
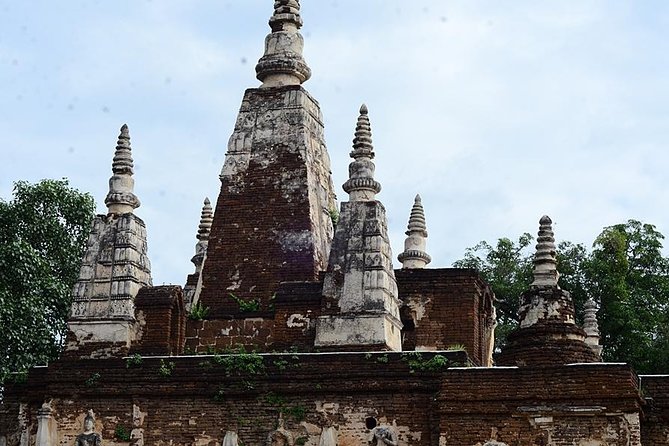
<box><xmin>199</xmin><ymin>85</ymin><xmax>337</xmax><ymax>321</ymax></box>
<box><xmin>497</xmin><ymin>324</ymin><xmax>600</xmax><ymax>367</ymax></box>
<box><xmin>439</xmin><ymin>365</ymin><xmax>643</xmax><ymax>445</ymax></box>
<box><xmin>184</xmin><ymin>281</ymin><xmax>322</xmax><ymax>353</ymax></box>
<box><xmin>184</xmin><ymin>317</ymin><xmax>276</xmax><ymax>353</ymax></box>
<box><xmin>396</xmin><ymin>269</ymin><xmax>495</xmax><ymax>366</ymax></box>
<box><xmin>640</xmin><ymin>375</ymin><xmax>669</xmax><ymax>444</ymax></box>
<box><xmin>2</xmin><ymin>355</ymin><xmax>646</xmax><ymax>446</ymax></box>
<box><xmin>133</xmin><ymin>286</ymin><xmax>185</xmax><ymax>356</ymax></box>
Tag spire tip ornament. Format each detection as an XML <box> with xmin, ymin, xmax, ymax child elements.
<box><xmin>398</xmin><ymin>194</ymin><xmax>431</xmax><ymax>268</ymax></box>
<box><xmin>342</xmin><ymin>104</ymin><xmax>381</xmax><ymax>201</ymax></box>
<box><xmin>256</xmin><ymin>0</ymin><xmax>311</xmax><ymax>87</ymax></box>
<box><xmin>104</xmin><ymin>124</ymin><xmax>140</xmax><ymax>214</ymax></box>
<box><xmin>530</xmin><ymin>215</ymin><xmax>559</xmax><ymax>288</ymax></box>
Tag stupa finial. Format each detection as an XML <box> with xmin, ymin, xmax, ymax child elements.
<box><xmin>105</xmin><ymin>124</ymin><xmax>140</xmax><ymax>214</ymax></box>
<box><xmin>192</xmin><ymin>198</ymin><xmax>213</xmax><ymax>272</ymax></box>
<box><xmin>197</xmin><ymin>198</ymin><xmax>214</xmax><ymax>241</ymax></box>
<box><xmin>583</xmin><ymin>297</ymin><xmax>602</xmax><ymax>358</ymax></box>
<box><xmin>256</xmin><ymin>0</ymin><xmax>311</xmax><ymax>87</ymax></box>
<box><xmin>342</xmin><ymin>104</ymin><xmax>381</xmax><ymax>201</ymax></box>
<box><xmin>531</xmin><ymin>215</ymin><xmax>559</xmax><ymax>287</ymax></box>
<box><xmin>398</xmin><ymin>194</ymin><xmax>431</xmax><ymax>268</ymax></box>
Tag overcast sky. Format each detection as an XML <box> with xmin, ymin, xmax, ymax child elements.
<box><xmin>2</xmin><ymin>1</ymin><xmax>668</xmax><ymax>285</ymax></box>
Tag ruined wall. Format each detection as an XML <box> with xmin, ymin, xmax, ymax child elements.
<box><xmin>132</xmin><ymin>286</ymin><xmax>185</xmax><ymax>356</ymax></box>
<box><xmin>439</xmin><ymin>365</ymin><xmax>643</xmax><ymax>445</ymax></box>
<box><xmin>184</xmin><ymin>280</ymin><xmax>322</xmax><ymax>353</ymax></box>
<box><xmin>396</xmin><ymin>269</ymin><xmax>494</xmax><ymax>366</ymax></box>
<box><xmin>2</xmin><ymin>355</ymin><xmax>644</xmax><ymax>446</ymax></box>
<box><xmin>640</xmin><ymin>375</ymin><xmax>669</xmax><ymax>444</ymax></box>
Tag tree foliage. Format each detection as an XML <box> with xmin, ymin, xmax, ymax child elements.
<box><xmin>454</xmin><ymin>220</ymin><xmax>669</xmax><ymax>374</ymax></box>
<box><xmin>0</xmin><ymin>179</ymin><xmax>95</xmax><ymax>383</ymax></box>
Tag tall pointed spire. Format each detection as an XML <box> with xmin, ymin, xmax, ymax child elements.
<box><xmin>256</xmin><ymin>0</ymin><xmax>311</xmax><ymax>88</ymax></box>
<box><xmin>191</xmin><ymin>198</ymin><xmax>213</xmax><ymax>273</ymax></box>
<box><xmin>531</xmin><ymin>215</ymin><xmax>559</xmax><ymax>287</ymax></box>
<box><xmin>316</xmin><ymin>104</ymin><xmax>401</xmax><ymax>351</ymax></box>
<box><xmin>105</xmin><ymin>124</ymin><xmax>140</xmax><ymax>215</ymax></box>
<box><xmin>398</xmin><ymin>194</ymin><xmax>431</xmax><ymax>268</ymax></box>
<box><xmin>67</xmin><ymin>125</ymin><xmax>152</xmax><ymax>358</ymax></box>
<box><xmin>199</xmin><ymin>0</ymin><xmax>337</xmax><ymax>324</ymax></box>
<box><xmin>342</xmin><ymin>104</ymin><xmax>382</xmax><ymax>202</ymax></box>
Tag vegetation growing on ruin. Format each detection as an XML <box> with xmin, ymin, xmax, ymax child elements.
<box><xmin>229</xmin><ymin>293</ymin><xmax>261</xmax><ymax>312</ymax></box>
<box><xmin>262</xmin><ymin>392</ymin><xmax>307</xmax><ymax>422</ymax></box>
<box><xmin>402</xmin><ymin>352</ymin><xmax>453</xmax><ymax>373</ymax></box>
<box><xmin>158</xmin><ymin>359</ymin><xmax>175</xmax><ymax>377</ymax></box>
<box><xmin>187</xmin><ymin>301</ymin><xmax>209</xmax><ymax>320</ymax></box>
<box><xmin>114</xmin><ymin>425</ymin><xmax>131</xmax><ymax>442</ymax></box>
<box><xmin>212</xmin><ymin>347</ymin><xmax>265</xmax><ymax>376</ymax></box>
<box><xmin>126</xmin><ymin>354</ymin><xmax>143</xmax><ymax>369</ymax></box>
<box><xmin>85</xmin><ymin>372</ymin><xmax>101</xmax><ymax>387</ymax></box>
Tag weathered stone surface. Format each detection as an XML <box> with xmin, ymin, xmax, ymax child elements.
<box><xmin>132</xmin><ymin>285</ymin><xmax>185</xmax><ymax>356</ymax></box>
<box><xmin>531</xmin><ymin>215</ymin><xmax>559</xmax><ymax>288</ymax></box>
<box><xmin>5</xmin><ymin>3</ymin><xmax>668</xmax><ymax>445</ymax></box>
<box><xmin>35</xmin><ymin>402</ymin><xmax>56</xmax><ymax>446</ymax></box>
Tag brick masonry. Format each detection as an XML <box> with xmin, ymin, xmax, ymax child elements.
<box><xmin>198</xmin><ymin>85</ymin><xmax>337</xmax><ymax>321</ymax></box>
<box><xmin>1</xmin><ymin>355</ymin><xmax>650</xmax><ymax>446</ymax></box>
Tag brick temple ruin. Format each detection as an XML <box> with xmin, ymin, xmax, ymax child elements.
<box><xmin>2</xmin><ymin>1</ymin><xmax>668</xmax><ymax>445</ymax></box>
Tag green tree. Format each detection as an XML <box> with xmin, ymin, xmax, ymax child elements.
<box><xmin>453</xmin><ymin>234</ymin><xmax>534</xmax><ymax>348</ymax></box>
<box><xmin>588</xmin><ymin>220</ymin><xmax>669</xmax><ymax>373</ymax></box>
<box><xmin>0</xmin><ymin>179</ymin><xmax>95</xmax><ymax>383</ymax></box>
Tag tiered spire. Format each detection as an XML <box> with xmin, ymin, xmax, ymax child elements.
<box><xmin>398</xmin><ymin>194</ymin><xmax>431</xmax><ymax>268</ymax></box>
<box><xmin>342</xmin><ymin>104</ymin><xmax>382</xmax><ymax>201</ymax></box>
<box><xmin>315</xmin><ymin>103</ymin><xmax>401</xmax><ymax>351</ymax></box>
<box><xmin>191</xmin><ymin>198</ymin><xmax>213</xmax><ymax>273</ymax></box>
<box><xmin>256</xmin><ymin>0</ymin><xmax>311</xmax><ymax>88</ymax></box>
<box><xmin>531</xmin><ymin>215</ymin><xmax>559</xmax><ymax>287</ymax></box>
<box><xmin>104</xmin><ymin>124</ymin><xmax>140</xmax><ymax>214</ymax></box>
<box><xmin>583</xmin><ymin>297</ymin><xmax>602</xmax><ymax>358</ymax></box>
<box><xmin>498</xmin><ymin>215</ymin><xmax>600</xmax><ymax>366</ymax></box>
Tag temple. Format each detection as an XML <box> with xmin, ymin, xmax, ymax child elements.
<box><xmin>1</xmin><ymin>2</ymin><xmax>668</xmax><ymax>445</ymax></box>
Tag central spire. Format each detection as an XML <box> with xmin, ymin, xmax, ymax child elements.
<box><xmin>256</xmin><ymin>0</ymin><xmax>311</xmax><ymax>88</ymax></box>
